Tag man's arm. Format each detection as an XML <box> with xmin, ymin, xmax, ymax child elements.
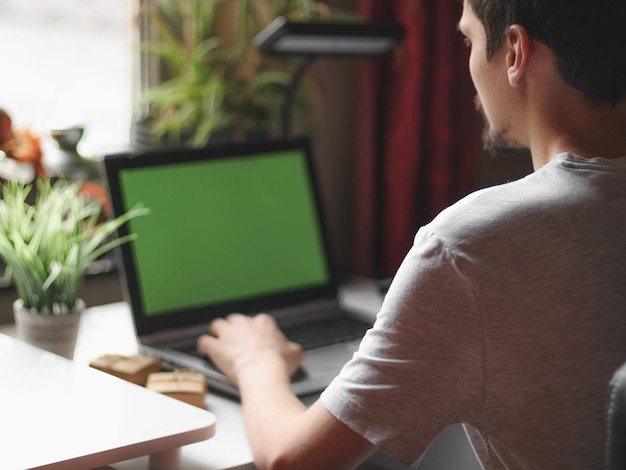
<box><xmin>197</xmin><ymin>313</ymin><xmax>376</xmax><ymax>470</ymax></box>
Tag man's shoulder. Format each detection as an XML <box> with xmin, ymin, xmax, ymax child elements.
<box><xmin>424</xmin><ymin>172</ymin><xmax>555</xmax><ymax>252</ymax></box>
<box><xmin>433</xmin><ymin>176</ymin><xmax>538</xmax><ymax>228</ymax></box>
<box><xmin>432</xmin><ymin>152</ymin><xmax>626</xmax><ymax>237</ymax></box>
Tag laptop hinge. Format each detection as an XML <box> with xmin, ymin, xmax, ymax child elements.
<box><xmin>140</xmin><ymin>297</ymin><xmax>344</xmax><ymax>345</ymax></box>
<box><xmin>140</xmin><ymin>323</ymin><xmax>209</xmax><ymax>346</ymax></box>
<box><xmin>269</xmin><ymin>298</ymin><xmax>342</xmax><ymax>328</ymax></box>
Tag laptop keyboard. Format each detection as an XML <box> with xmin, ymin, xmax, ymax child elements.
<box><xmin>175</xmin><ymin>316</ymin><xmax>370</xmax><ymax>360</ymax></box>
<box><xmin>282</xmin><ymin>316</ymin><xmax>370</xmax><ymax>350</ymax></box>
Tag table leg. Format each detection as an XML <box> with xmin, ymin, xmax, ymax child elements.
<box><xmin>149</xmin><ymin>447</ymin><xmax>181</xmax><ymax>470</ymax></box>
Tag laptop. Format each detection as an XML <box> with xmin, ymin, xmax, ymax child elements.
<box><xmin>100</xmin><ymin>138</ymin><xmax>373</xmax><ymax>398</ymax></box>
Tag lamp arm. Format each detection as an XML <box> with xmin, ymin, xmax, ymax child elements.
<box><xmin>281</xmin><ymin>55</ymin><xmax>315</xmax><ymax>139</ymax></box>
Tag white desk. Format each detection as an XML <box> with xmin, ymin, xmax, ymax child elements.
<box><xmin>0</xmin><ymin>279</ymin><xmax>383</xmax><ymax>470</ymax></box>
<box><xmin>0</xmin><ymin>333</ymin><xmax>216</xmax><ymax>470</ymax></box>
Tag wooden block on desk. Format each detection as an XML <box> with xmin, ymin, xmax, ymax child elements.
<box><xmin>90</xmin><ymin>354</ymin><xmax>161</xmax><ymax>386</ymax></box>
<box><xmin>146</xmin><ymin>370</ymin><xmax>207</xmax><ymax>409</ymax></box>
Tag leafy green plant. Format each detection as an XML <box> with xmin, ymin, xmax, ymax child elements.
<box><xmin>137</xmin><ymin>0</ymin><xmax>345</xmax><ymax>147</ymax></box>
<box><xmin>0</xmin><ymin>179</ymin><xmax>149</xmax><ymax>314</ymax></box>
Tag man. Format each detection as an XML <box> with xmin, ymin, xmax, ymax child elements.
<box><xmin>197</xmin><ymin>0</ymin><xmax>626</xmax><ymax>468</ymax></box>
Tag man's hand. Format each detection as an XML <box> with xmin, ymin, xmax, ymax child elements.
<box><xmin>197</xmin><ymin>313</ymin><xmax>374</xmax><ymax>469</ymax></box>
<box><xmin>197</xmin><ymin>313</ymin><xmax>303</xmax><ymax>385</ymax></box>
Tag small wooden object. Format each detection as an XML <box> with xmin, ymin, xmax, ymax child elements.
<box><xmin>146</xmin><ymin>370</ymin><xmax>207</xmax><ymax>409</ymax></box>
<box><xmin>90</xmin><ymin>354</ymin><xmax>161</xmax><ymax>386</ymax></box>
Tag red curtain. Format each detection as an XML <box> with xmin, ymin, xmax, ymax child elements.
<box><xmin>353</xmin><ymin>0</ymin><xmax>478</xmax><ymax>278</ymax></box>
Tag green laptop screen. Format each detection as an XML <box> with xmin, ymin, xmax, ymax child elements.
<box><xmin>118</xmin><ymin>149</ymin><xmax>330</xmax><ymax>316</ymax></box>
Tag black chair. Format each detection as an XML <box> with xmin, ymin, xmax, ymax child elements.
<box><xmin>606</xmin><ymin>361</ymin><xmax>626</xmax><ymax>469</ymax></box>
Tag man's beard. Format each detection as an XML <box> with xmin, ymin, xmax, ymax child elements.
<box><xmin>476</xmin><ymin>96</ymin><xmax>529</xmax><ymax>159</ymax></box>
<box><xmin>482</xmin><ymin>124</ymin><xmax>529</xmax><ymax>158</ymax></box>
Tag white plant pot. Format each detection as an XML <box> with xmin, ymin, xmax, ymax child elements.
<box><xmin>13</xmin><ymin>299</ymin><xmax>85</xmax><ymax>360</ymax></box>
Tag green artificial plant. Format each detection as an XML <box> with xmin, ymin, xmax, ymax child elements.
<box><xmin>0</xmin><ymin>179</ymin><xmax>148</xmax><ymax>314</ymax></box>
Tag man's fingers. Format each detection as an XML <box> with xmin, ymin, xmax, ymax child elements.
<box><xmin>197</xmin><ymin>333</ymin><xmax>216</xmax><ymax>355</ymax></box>
<box><xmin>209</xmin><ymin>312</ymin><xmax>247</xmax><ymax>336</ymax></box>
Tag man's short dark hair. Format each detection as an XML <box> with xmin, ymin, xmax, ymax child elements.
<box><xmin>467</xmin><ymin>0</ymin><xmax>626</xmax><ymax>104</ymax></box>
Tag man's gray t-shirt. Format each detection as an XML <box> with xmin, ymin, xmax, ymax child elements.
<box><xmin>321</xmin><ymin>153</ymin><xmax>626</xmax><ymax>469</ymax></box>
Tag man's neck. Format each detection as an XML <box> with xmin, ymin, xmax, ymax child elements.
<box><xmin>528</xmin><ymin>96</ymin><xmax>626</xmax><ymax>170</ymax></box>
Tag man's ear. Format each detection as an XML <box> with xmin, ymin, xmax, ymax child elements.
<box><xmin>506</xmin><ymin>25</ymin><xmax>530</xmax><ymax>86</ymax></box>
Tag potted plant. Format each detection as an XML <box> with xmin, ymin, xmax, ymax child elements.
<box><xmin>134</xmin><ymin>0</ymin><xmax>350</xmax><ymax>148</ymax></box>
<box><xmin>0</xmin><ymin>178</ymin><xmax>148</xmax><ymax>359</ymax></box>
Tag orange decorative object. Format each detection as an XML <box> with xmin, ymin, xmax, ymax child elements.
<box><xmin>79</xmin><ymin>180</ymin><xmax>112</xmax><ymax>218</ymax></box>
<box><xmin>0</xmin><ymin>109</ymin><xmax>14</xmax><ymax>144</ymax></box>
<box><xmin>0</xmin><ymin>109</ymin><xmax>45</xmax><ymax>178</ymax></box>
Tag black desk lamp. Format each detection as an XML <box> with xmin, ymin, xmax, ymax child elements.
<box><xmin>253</xmin><ymin>17</ymin><xmax>405</xmax><ymax>138</ymax></box>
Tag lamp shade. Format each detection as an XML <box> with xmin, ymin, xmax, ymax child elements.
<box><xmin>254</xmin><ymin>17</ymin><xmax>405</xmax><ymax>57</ymax></box>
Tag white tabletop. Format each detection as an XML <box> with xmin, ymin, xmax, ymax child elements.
<box><xmin>0</xmin><ymin>332</ymin><xmax>216</xmax><ymax>470</ymax></box>
<box><xmin>73</xmin><ymin>302</ymin><xmax>257</xmax><ymax>470</ymax></box>
<box><xmin>0</xmin><ymin>278</ymin><xmax>383</xmax><ymax>470</ymax></box>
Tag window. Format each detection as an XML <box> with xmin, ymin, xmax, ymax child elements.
<box><xmin>0</xmin><ymin>0</ymin><xmax>135</xmax><ymax>158</ymax></box>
